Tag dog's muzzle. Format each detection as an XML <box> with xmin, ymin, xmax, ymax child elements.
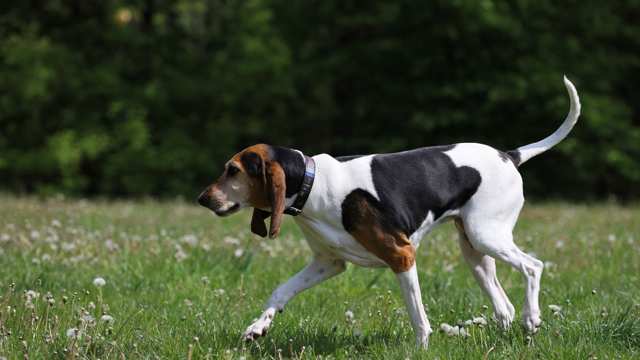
<box><xmin>197</xmin><ymin>188</ymin><xmax>240</xmax><ymax>217</ymax></box>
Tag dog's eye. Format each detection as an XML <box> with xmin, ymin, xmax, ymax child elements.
<box><xmin>227</xmin><ymin>165</ymin><xmax>240</xmax><ymax>176</ymax></box>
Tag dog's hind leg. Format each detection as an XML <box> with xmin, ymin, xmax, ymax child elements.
<box><xmin>242</xmin><ymin>257</ymin><xmax>346</xmax><ymax>341</ymax></box>
<box><xmin>462</xmin><ymin>220</ymin><xmax>544</xmax><ymax>333</ymax></box>
<box><xmin>455</xmin><ymin>219</ymin><xmax>515</xmax><ymax>328</ymax></box>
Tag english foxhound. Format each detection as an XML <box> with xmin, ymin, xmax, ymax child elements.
<box><xmin>198</xmin><ymin>77</ymin><xmax>581</xmax><ymax>348</ymax></box>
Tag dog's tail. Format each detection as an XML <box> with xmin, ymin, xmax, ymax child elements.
<box><xmin>506</xmin><ymin>76</ymin><xmax>581</xmax><ymax>167</ymax></box>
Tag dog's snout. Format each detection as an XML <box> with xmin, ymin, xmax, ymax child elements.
<box><xmin>197</xmin><ymin>189</ymin><xmax>211</xmax><ymax>208</ymax></box>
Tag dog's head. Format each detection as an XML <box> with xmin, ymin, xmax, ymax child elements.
<box><xmin>198</xmin><ymin>144</ymin><xmax>303</xmax><ymax>239</ymax></box>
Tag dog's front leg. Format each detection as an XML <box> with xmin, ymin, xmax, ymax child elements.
<box><xmin>396</xmin><ymin>263</ymin><xmax>432</xmax><ymax>348</ymax></box>
<box><xmin>243</xmin><ymin>257</ymin><xmax>346</xmax><ymax>341</ymax></box>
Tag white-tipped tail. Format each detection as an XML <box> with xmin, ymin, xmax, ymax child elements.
<box><xmin>508</xmin><ymin>76</ymin><xmax>581</xmax><ymax>166</ymax></box>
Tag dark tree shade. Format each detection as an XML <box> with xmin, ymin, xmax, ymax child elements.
<box><xmin>0</xmin><ymin>0</ymin><xmax>638</xmax><ymax>200</ymax></box>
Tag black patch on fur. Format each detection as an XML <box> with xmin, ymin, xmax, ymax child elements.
<box><xmin>240</xmin><ymin>151</ymin><xmax>263</xmax><ymax>177</ymax></box>
<box><xmin>498</xmin><ymin>150</ymin><xmax>518</xmax><ymax>166</ymax></box>
<box><xmin>271</xmin><ymin>146</ymin><xmax>305</xmax><ymax>198</ymax></box>
<box><xmin>341</xmin><ymin>145</ymin><xmax>482</xmax><ymax>236</ymax></box>
<box><xmin>336</xmin><ymin>155</ymin><xmax>365</xmax><ymax>162</ymax></box>
<box><xmin>506</xmin><ymin>150</ymin><xmax>521</xmax><ymax>167</ymax></box>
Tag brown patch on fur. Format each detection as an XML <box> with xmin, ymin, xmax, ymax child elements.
<box><xmin>345</xmin><ymin>195</ymin><xmax>416</xmax><ymax>273</ymax></box>
<box><xmin>233</xmin><ymin>144</ymin><xmax>272</xmax><ymax>209</ymax></box>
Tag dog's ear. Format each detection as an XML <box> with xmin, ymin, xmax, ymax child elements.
<box><xmin>240</xmin><ymin>151</ymin><xmax>265</xmax><ymax>180</ymax></box>
<box><xmin>266</xmin><ymin>162</ymin><xmax>286</xmax><ymax>238</ymax></box>
<box><xmin>250</xmin><ymin>208</ymin><xmax>270</xmax><ymax>237</ymax></box>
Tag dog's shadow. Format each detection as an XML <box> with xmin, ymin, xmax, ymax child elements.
<box><xmin>217</xmin><ymin>326</ymin><xmax>407</xmax><ymax>357</ymax></box>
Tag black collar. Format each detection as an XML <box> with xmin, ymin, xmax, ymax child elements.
<box><xmin>284</xmin><ymin>155</ymin><xmax>315</xmax><ymax>216</ymax></box>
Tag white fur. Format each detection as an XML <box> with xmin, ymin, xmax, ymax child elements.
<box><xmin>513</xmin><ymin>76</ymin><xmax>581</xmax><ymax>165</ymax></box>
<box><xmin>396</xmin><ymin>264</ymin><xmax>432</xmax><ymax>348</ymax></box>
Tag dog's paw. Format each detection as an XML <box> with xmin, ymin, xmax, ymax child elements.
<box><xmin>522</xmin><ymin>312</ymin><xmax>542</xmax><ymax>333</ymax></box>
<box><xmin>242</xmin><ymin>310</ymin><xmax>275</xmax><ymax>342</ymax></box>
<box><xmin>493</xmin><ymin>307</ymin><xmax>514</xmax><ymax>329</ymax></box>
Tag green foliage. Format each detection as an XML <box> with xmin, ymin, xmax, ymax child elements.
<box><xmin>0</xmin><ymin>1</ymin><xmax>638</xmax><ymax>199</ymax></box>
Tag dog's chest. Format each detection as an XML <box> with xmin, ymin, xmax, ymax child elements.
<box><xmin>295</xmin><ymin>216</ymin><xmax>388</xmax><ymax>267</ymax></box>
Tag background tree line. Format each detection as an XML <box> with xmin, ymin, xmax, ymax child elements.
<box><xmin>1</xmin><ymin>0</ymin><xmax>638</xmax><ymax>200</ymax></box>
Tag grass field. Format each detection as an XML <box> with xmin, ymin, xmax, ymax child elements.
<box><xmin>0</xmin><ymin>196</ymin><xmax>638</xmax><ymax>359</ymax></box>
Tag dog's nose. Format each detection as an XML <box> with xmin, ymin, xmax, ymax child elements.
<box><xmin>197</xmin><ymin>190</ymin><xmax>210</xmax><ymax>207</ymax></box>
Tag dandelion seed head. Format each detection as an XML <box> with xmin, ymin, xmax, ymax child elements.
<box><xmin>223</xmin><ymin>236</ymin><xmax>240</xmax><ymax>246</ymax></box>
<box><xmin>345</xmin><ymin>310</ymin><xmax>354</xmax><ymax>323</ymax></box>
<box><xmin>66</xmin><ymin>328</ymin><xmax>80</xmax><ymax>339</ymax></box>
<box><xmin>174</xmin><ymin>246</ymin><xmax>188</xmax><ymax>262</ymax></box>
<box><xmin>548</xmin><ymin>304</ymin><xmax>562</xmax><ymax>313</ymax></box>
<box><xmin>472</xmin><ymin>317</ymin><xmax>487</xmax><ymax>326</ymax></box>
<box><xmin>181</xmin><ymin>234</ymin><xmax>199</xmax><ymax>247</ymax></box>
<box><xmin>93</xmin><ymin>277</ymin><xmax>106</xmax><ymax>287</ymax></box>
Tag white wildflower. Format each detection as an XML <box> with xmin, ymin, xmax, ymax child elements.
<box><xmin>61</xmin><ymin>242</ymin><xmax>76</xmax><ymax>252</ymax></box>
<box><xmin>51</xmin><ymin>219</ymin><xmax>62</xmax><ymax>228</ymax></box>
<box><xmin>30</xmin><ymin>230</ymin><xmax>40</xmax><ymax>240</ymax></box>
<box><xmin>234</xmin><ymin>248</ymin><xmax>244</xmax><ymax>258</ymax></box>
<box><xmin>440</xmin><ymin>323</ymin><xmax>453</xmax><ymax>333</ymax></box>
<box><xmin>608</xmin><ymin>234</ymin><xmax>616</xmax><ymax>243</ymax></box>
<box><xmin>440</xmin><ymin>323</ymin><xmax>466</xmax><ymax>337</ymax></box>
<box><xmin>201</xmin><ymin>276</ymin><xmax>210</xmax><ymax>285</ymax></box>
<box><xmin>345</xmin><ymin>310</ymin><xmax>354</xmax><ymax>323</ymax></box>
<box><xmin>181</xmin><ymin>234</ymin><xmax>199</xmax><ymax>247</ymax></box>
<box><xmin>25</xmin><ymin>290</ymin><xmax>39</xmax><ymax>301</ymax></box>
<box><xmin>201</xmin><ymin>242</ymin><xmax>212</xmax><ymax>252</ymax></box>
<box><xmin>443</xmin><ymin>263</ymin><xmax>455</xmax><ymax>273</ymax></box>
<box><xmin>93</xmin><ymin>277</ymin><xmax>106</xmax><ymax>287</ymax></box>
<box><xmin>66</xmin><ymin>327</ymin><xmax>80</xmax><ymax>339</ymax></box>
<box><xmin>472</xmin><ymin>317</ymin><xmax>487</xmax><ymax>326</ymax></box>
<box><xmin>548</xmin><ymin>304</ymin><xmax>562</xmax><ymax>313</ymax></box>
<box><xmin>174</xmin><ymin>245</ymin><xmax>188</xmax><ymax>262</ymax></box>
<box><xmin>100</xmin><ymin>315</ymin><xmax>114</xmax><ymax>324</ymax></box>
<box><xmin>81</xmin><ymin>313</ymin><xmax>95</xmax><ymax>324</ymax></box>
<box><xmin>213</xmin><ymin>288</ymin><xmax>225</xmax><ymax>296</ymax></box>
<box><xmin>223</xmin><ymin>236</ymin><xmax>240</xmax><ymax>246</ymax></box>
<box><xmin>459</xmin><ymin>327</ymin><xmax>470</xmax><ymax>337</ymax></box>
<box><xmin>0</xmin><ymin>233</ymin><xmax>9</xmax><ymax>242</ymax></box>
<box><xmin>105</xmin><ymin>239</ymin><xmax>120</xmax><ymax>252</ymax></box>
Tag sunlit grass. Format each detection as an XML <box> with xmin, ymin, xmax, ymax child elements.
<box><xmin>0</xmin><ymin>196</ymin><xmax>639</xmax><ymax>359</ymax></box>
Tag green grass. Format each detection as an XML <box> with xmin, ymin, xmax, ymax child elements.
<box><xmin>0</xmin><ymin>196</ymin><xmax>639</xmax><ymax>359</ymax></box>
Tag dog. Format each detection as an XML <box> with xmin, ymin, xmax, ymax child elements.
<box><xmin>197</xmin><ymin>77</ymin><xmax>580</xmax><ymax>348</ymax></box>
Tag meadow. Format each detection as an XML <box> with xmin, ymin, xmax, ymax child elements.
<box><xmin>0</xmin><ymin>196</ymin><xmax>638</xmax><ymax>359</ymax></box>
